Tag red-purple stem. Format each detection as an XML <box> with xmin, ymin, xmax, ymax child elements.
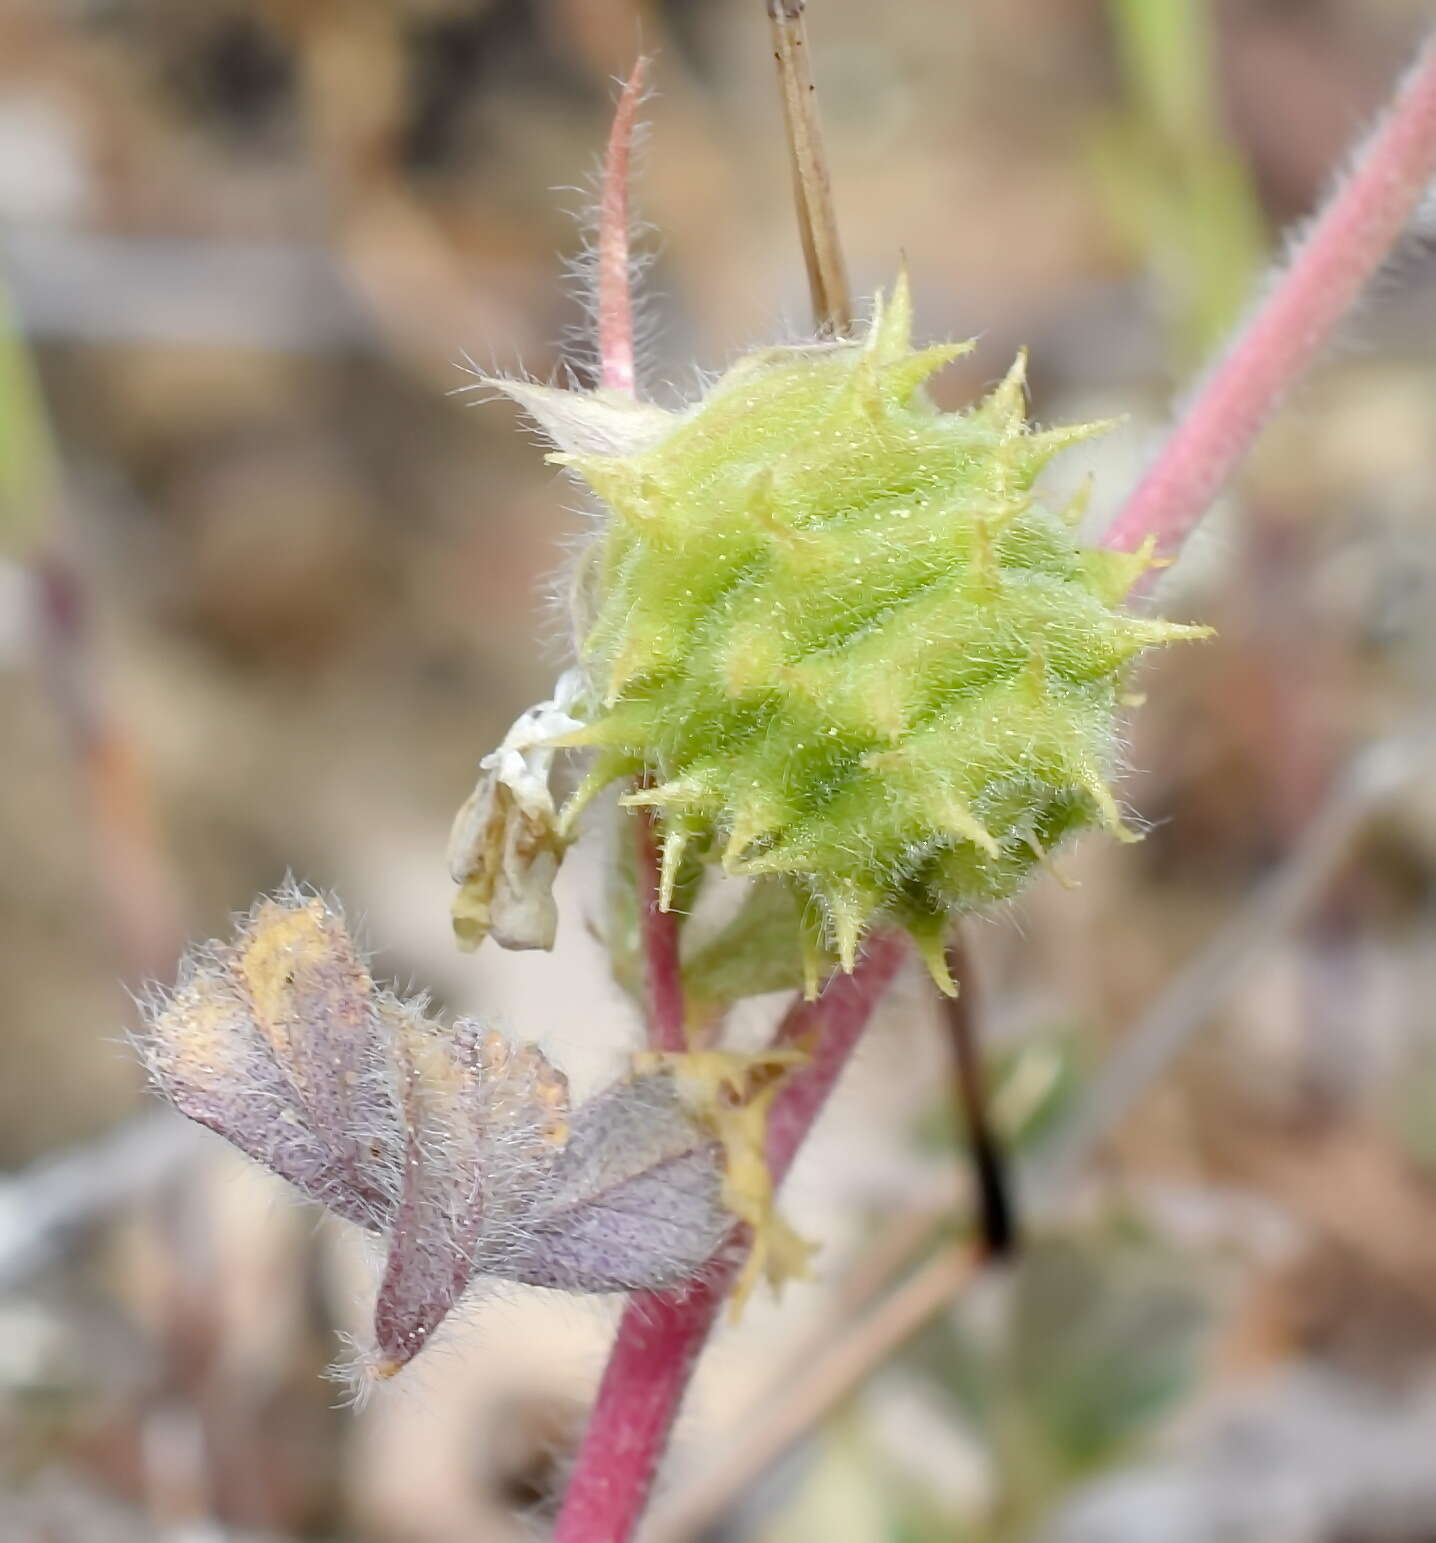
<box><xmin>594</xmin><ymin>57</ymin><xmax>688</xmax><ymax>1064</ymax></box>
<box><xmin>553</xmin><ymin>60</ymin><xmax>725</xmax><ymax>1543</ymax></box>
<box><xmin>764</xmin><ymin>931</ymin><xmax>909</xmax><ymax>1170</ymax></box>
<box><xmin>635</xmin><ymin>807</ymin><xmax>688</xmax><ymax>1054</ymax></box>
<box><xmin>568</xmin><ymin>40</ymin><xmax>909</xmax><ymax>1540</ymax></box>
<box><xmin>552</xmin><ymin>935</ymin><xmax>907</xmax><ymax>1543</ymax></box>
<box><xmin>552</xmin><ymin>1277</ymin><xmax>734</xmax><ymax>1543</ymax></box>
<box><xmin>1103</xmin><ymin>29</ymin><xmax>1436</xmax><ymax>563</ymax></box>
<box><xmin>559</xmin><ymin>50</ymin><xmax>909</xmax><ymax>1543</ymax></box>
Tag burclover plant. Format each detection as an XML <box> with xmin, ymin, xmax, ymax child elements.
<box><xmin>459</xmin><ymin>277</ymin><xmax>1204</xmax><ymax>994</ymax></box>
<box><xmin>139</xmin><ymin>13</ymin><xmax>1436</xmax><ymax>1540</ymax></box>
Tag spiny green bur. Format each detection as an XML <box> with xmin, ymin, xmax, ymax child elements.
<box><xmin>508</xmin><ymin>278</ymin><xmax>1206</xmax><ymax>993</ymax></box>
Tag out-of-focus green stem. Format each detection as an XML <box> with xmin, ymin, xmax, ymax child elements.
<box><xmin>0</xmin><ymin>279</ymin><xmax>184</xmax><ymax>982</ymax></box>
<box><xmin>1111</xmin><ymin>0</ymin><xmax>1213</xmax><ymax>148</ymax></box>
<box><xmin>0</xmin><ymin>282</ymin><xmax>60</xmax><ymax>558</ymax></box>
<box><xmin>1100</xmin><ymin>0</ymin><xmax>1266</xmax><ymax>367</ymax></box>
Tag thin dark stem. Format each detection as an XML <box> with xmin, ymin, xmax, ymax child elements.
<box><xmin>940</xmin><ymin>930</ymin><xmax>1017</xmax><ymax>1259</ymax></box>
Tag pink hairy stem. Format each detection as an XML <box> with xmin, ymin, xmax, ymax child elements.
<box><xmin>1104</xmin><ymin>29</ymin><xmax>1436</xmax><ymax>565</ymax></box>
<box><xmin>595</xmin><ymin>57</ymin><xmax>687</xmax><ymax>1058</ymax></box>
<box><xmin>551</xmin><ymin>934</ymin><xmax>908</xmax><ymax>1543</ymax></box>
<box><xmin>597</xmin><ymin>57</ymin><xmax>648</xmax><ymax>395</ymax></box>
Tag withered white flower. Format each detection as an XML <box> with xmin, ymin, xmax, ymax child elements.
<box><xmin>448</xmin><ymin>668</ymin><xmax>587</xmax><ymax>952</ymax></box>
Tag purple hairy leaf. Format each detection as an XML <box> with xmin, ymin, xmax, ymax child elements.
<box><xmin>369</xmin><ymin>1007</ymin><xmax>572</xmax><ymax>1373</ymax></box>
<box><xmin>138</xmin><ymin>888</ymin><xmax>732</xmax><ymax>1381</ymax></box>
<box><xmin>138</xmin><ymin>888</ymin><xmax>402</xmax><ymax>1232</ymax></box>
<box><xmin>514</xmin><ymin>1072</ymin><xmax>731</xmax><ymax>1293</ymax></box>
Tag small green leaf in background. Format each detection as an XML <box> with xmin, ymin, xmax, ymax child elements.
<box><xmin>911</xmin><ymin>1026</ymin><xmax>1088</xmax><ymax>1160</ymax></box>
<box><xmin>1007</xmin><ymin>1234</ymin><xmax>1210</xmax><ymax>1471</ymax></box>
<box><xmin>897</xmin><ymin>1228</ymin><xmax>1212</xmax><ymax>1539</ymax></box>
<box><xmin>682</xmin><ymin>877</ymin><xmax>811</xmax><ymax>1012</ymax></box>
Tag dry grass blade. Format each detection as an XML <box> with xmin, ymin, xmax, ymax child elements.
<box><xmin>767</xmin><ymin>0</ymin><xmax>852</xmax><ymax>336</ymax></box>
<box><xmin>0</xmin><ymin>1113</ymin><xmax>201</xmax><ymax>1291</ymax></box>
<box><xmin>1024</xmin><ymin>731</ymin><xmax>1434</xmax><ymax>1211</ymax></box>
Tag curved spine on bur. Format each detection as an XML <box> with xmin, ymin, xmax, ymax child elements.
<box><xmin>491</xmin><ymin>276</ymin><xmax>1209</xmax><ymax>990</ymax></box>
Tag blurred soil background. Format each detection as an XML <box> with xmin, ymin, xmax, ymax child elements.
<box><xmin>6</xmin><ymin>0</ymin><xmax>1436</xmax><ymax>1538</ymax></box>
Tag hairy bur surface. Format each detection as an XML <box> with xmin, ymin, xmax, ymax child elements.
<box><xmin>139</xmin><ymin>890</ymin><xmax>732</xmax><ymax>1378</ymax></box>
<box><xmin>493</xmin><ymin>278</ymin><xmax>1206</xmax><ymax>989</ymax></box>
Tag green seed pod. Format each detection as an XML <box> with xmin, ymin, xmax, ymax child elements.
<box><xmin>495</xmin><ymin>277</ymin><xmax>1207</xmax><ymax>992</ymax></box>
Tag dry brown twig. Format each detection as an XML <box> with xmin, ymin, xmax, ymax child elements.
<box><xmin>768</xmin><ymin>0</ymin><xmax>852</xmax><ymax>337</ymax></box>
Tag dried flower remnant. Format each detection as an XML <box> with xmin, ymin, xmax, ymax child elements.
<box><xmin>448</xmin><ymin>668</ymin><xmax>587</xmax><ymax>952</ymax></box>
<box><xmin>480</xmin><ymin>275</ymin><xmax>1209</xmax><ymax>992</ymax></box>
<box><xmin>139</xmin><ymin>889</ymin><xmax>737</xmax><ymax>1377</ymax></box>
<box><xmin>638</xmin><ymin>1047</ymin><xmax>816</xmax><ymax>1311</ymax></box>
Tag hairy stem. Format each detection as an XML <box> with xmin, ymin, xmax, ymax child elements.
<box><xmin>553</xmin><ymin>32</ymin><xmax>902</xmax><ymax>1542</ymax></box>
<box><xmin>597</xmin><ymin>58</ymin><xmax>648</xmax><ymax>394</ymax></box>
<box><xmin>593</xmin><ymin>58</ymin><xmax>688</xmax><ymax>1059</ymax></box>
<box><xmin>635</xmin><ymin>806</ymin><xmax>687</xmax><ymax>1054</ymax></box>
<box><xmin>1104</xmin><ymin>28</ymin><xmax>1436</xmax><ymax>562</ymax></box>
<box><xmin>552</xmin><ymin>934</ymin><xmax>907</xmax><ymax>1543</ymax></box>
